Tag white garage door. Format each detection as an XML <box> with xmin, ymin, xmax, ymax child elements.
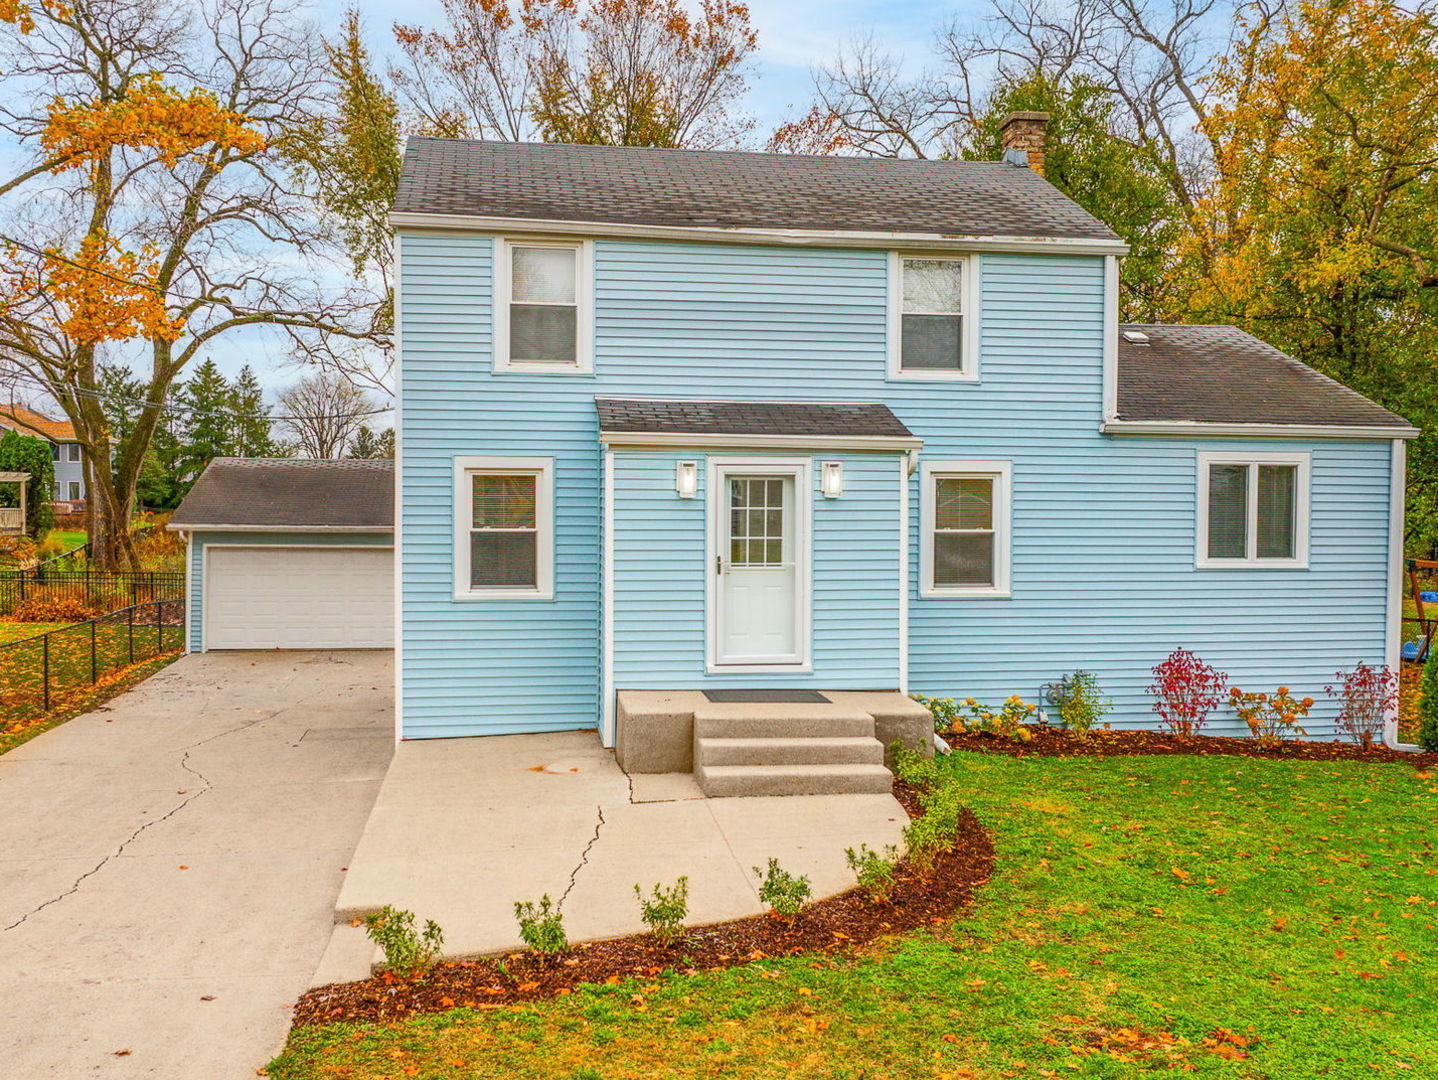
<box><xmin>205</xmin><ymin>546</ymin><xmax>393</xmax><ymax>650</ymax></box>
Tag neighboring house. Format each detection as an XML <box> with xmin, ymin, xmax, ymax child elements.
<box><xmin>0</xmin><ymin>404</ymin><xmax>88</xmax><ymax>512</ymax></box>
<box><xmin>174</xmin><ymin>116</ymin><xmax>1418</xmax><ymax>776</ymax></box>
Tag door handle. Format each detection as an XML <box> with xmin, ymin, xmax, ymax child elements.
<box><xmin>716</xmin><ymin>554</ymin><xmax>723</xmax><ymax>575</ymax></box>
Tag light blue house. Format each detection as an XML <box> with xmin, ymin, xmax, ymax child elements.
<box><xmin>176</xmin><ymin>116</ymin><xmax>1419</xmax><ymax>787</ymax></box>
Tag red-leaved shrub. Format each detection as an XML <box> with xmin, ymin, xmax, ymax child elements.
<box><xmin>1326</xmin><ymin>663</ymin><xmax>1398</xmax><ymax>748</ymax></box>
<box><xmin>1148</xmin><ymin>648</ymin><xmax>1229</xmax><ymax>737</ymax></box>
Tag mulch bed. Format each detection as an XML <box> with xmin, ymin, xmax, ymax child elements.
<box><xmin>292</xmin><ymin>781</ymin><xmax>995</xmax><ymax>1027</ymax></box>
<box><xmin>941</xmin><ymin>725</ymin><xmax>1428</xmax><ymax>764</ymax></box>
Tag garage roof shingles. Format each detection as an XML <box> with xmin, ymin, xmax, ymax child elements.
<box><xmin>596</xmin><ymin>398</ymin><xmax>914</xmax><ymax>438</ymax></box>
<box><xmin>1116</xmin><ymin>324</ymin><xmax>1411</xmax><ymax>429</ymax></box>
<box><xmin>395</xmin><ymin>137</ymin><xmax>1121</xmax><ymax>242</ymax></box>
<box><xmin>170</xmin><ymin>458</ymin><xmax>394</xmax><ymax>529</ymax></box>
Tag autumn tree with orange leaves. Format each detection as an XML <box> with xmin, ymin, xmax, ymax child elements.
<box><xmin>0</xmin><ymin>0</ymin><xmax>387</xmax><ymax>569</ymax></box>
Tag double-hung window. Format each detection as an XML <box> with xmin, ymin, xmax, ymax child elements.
<box><xmin>1197</xmin><ymin>452</ymin><xmax>1310</xmax><ymax>568</ymax></box>
<box><xmin>921</xmin><ymin>461</ymin><xmax>1012</xmax><ymax>597</ymax></box>
<box><xmin>495</xmin><ymin>240</ymin><xmax>592</xmax><ymax>373</ymax></box>
<box><xmin>889</xmin><ymin>254</ymin><xmax>977</xmax><ymax>380</ymax></box>
<box><xmin>67</xmin><ymin>443</ymin><xmax>80</xmax><ymax>462</ymax></box>
<box><xmin>454</xmin><ymin>456</ymin><xmax>554</xmax><ymax>599</ymax></box>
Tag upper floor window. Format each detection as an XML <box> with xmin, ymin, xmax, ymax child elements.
<box><xmin>453</xmin><ymin>455</ymin><xmax>554</xmax><ymax>600</ymax></box>
<box><xmin>888</xmin><ymin>254</ymin><xmax>978</xmax><ymax>381</ymax></box>
<box><xmin>1197</xmin><ymin>452</ymin><xmax>1310</xmax><ymax>569</ymax></box>
<box><xmin>494</xmin><ymin>239</ymin><xmax>592</xmax><ymax>374</ymax></box>
<box><xmin>920</xmin><ymin>460</ymin><xmax>1011</xmax><ymax>598</ymax></box>
<box><xmin>50</xmin><ymin>444</ymin><xmax>59</xmax><ymax>461</ymax></box>
<box><xmin>66</xmin><ymin>443</ymin><xmax>80</xmax><ymax>462</ymax></box>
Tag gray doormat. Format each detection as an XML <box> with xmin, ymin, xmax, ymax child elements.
<box><xmin>702</xmin><ymin>689</ymin><xmax>830</xmax><ymax>703</ymax></box>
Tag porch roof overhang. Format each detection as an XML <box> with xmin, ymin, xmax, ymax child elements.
<box><xmin>596</xmin><ymin>398</ymin><xmax>923</xmax><ymax>452</ymax></box>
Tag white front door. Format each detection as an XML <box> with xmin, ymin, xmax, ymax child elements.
<box><xmin>714</xmin><ymin>468</ymin><xmax>805</xmax><ymax>666</ymax></box>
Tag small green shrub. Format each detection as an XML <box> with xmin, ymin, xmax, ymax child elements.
<box><xmin>753</xmin><ymin>858</ymin><xmax>811</xmax><ymax>917</ymax></box>
<box><xmin>911</xmin><ymin>694</ymin><xmax>959</xmax><ymax>733</ymax></box>
<box><xmin>890</xmin><ymin>743</ymin><xmax>944</xmax><ymax>791</ymax></box>
<box><xmin>845</xmin><ymin>843</ymin><xmax>899</xmax><ymax>901</ymax></box>
<box><xmin>902</xmin><ymin>767</ymin><xmax>969</xmax><ymax>872</ymax></box>
<box><xmin>362</xmin><ymin>905</ymin><xmax>444</xmax><ymax>978</ymax></box>
<box><xmin>514</xmin><ymin>895</ymin><xmax>568</xmax><ymax>955</ymax></box>
<box><xmin>633</xmin><ymin>876</ymin><xmax>689</xmax><ymax>943</ymax></box>
<box><xmin>913</xmin><ymin>693</ymin><xmax>1039</xmax><ymax>739</ymax></box>
<box><xmin>1050</xmin><ymin>670</ymin><xmax>1111</xmax><ymax>736</ymax></box>
<box><xmin>1418</xmin><ymin>656</ymin><xmax>1438</xmax><ymax>751</ymax></box>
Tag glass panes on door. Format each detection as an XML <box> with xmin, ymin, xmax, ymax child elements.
<box><xmin>729</xmin><ymin>478</ymin><xmax>786</xmax><ymax>566</ymax></box>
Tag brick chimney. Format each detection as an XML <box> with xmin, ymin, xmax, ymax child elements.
<box><xmin>999</xmin><ymin>111</ymin><xmax>1049</xmax><ymax>176</ymax></box>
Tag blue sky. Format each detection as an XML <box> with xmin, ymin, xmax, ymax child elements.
<box><xmin>5</xmin><ymin>0</ymin><xmax>979</xmax><ymax>412</ymax></box>
<box><xmin>211</xmin><ymin>0</ymin><xmax>974</xmax><ymax>401</ymax></box>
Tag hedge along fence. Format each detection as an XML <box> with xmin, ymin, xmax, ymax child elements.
<box><xmin>0</xmin><ymin>569</ymin><xmax>184</xmax><ymax>620</ymax></box>
<box><xmin>0</xmin><ymin>599</ymin><xmax>184</xmax><ymax>729</ymax></box>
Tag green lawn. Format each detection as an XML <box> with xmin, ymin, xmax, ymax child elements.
<box><xmin>0</xmin><ymin>621</ymin><xmax>67</xmax><ymax>644</ymax></box>
<box><xmin>47</xmin><ymin>529</ymin><xmax>87</xmax><ymax>551</ymax></box>
<box><xmin>270</xmin><ymin>750</ymin><xmax>1437</xmax><ymax>1080</ymax></box>
<box><xmin>0</xmin><ymin>616</ymin><xmax>182</xmax><ymax>734</ymax></box>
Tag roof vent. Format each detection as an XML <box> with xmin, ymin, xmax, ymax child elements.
<box><xmin>1122</xmin><ymin>330</ymin><xmax>1151</xmax><ymax>345</ymax></box>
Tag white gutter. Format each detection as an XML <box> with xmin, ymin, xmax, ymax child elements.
<box><xmin>389</xmin><ymin>211</ymin><xmax>1131</xmax><ymax>257</ymax></box>
<box><xmin>1385</xmin><ymin>438</ymin><xmax>1418</xmax><ymax>751</ymax></box>
<box><xmin>1100</xmin><ymin>419</ymin><xmax>1419</xmax><ymax>441</ymax></box>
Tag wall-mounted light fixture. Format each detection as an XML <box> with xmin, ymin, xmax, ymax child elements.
<box><xmin>820</xmin><ymin>461</ymin><xmax>844</xmax><ymax>498</ymax></box>
<box><xmin>675</xmin><ymin>460</ymin><xmax>698</xmax><ymax>499</ymax></box>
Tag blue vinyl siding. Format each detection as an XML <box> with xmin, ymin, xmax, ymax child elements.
<box><xmin>186</xmin><ymin>530</ymin><xmax>393</xmax><ymax>653</ymax></box>
<box><xmin>611</xmin><ymin>451</ymin><xmax>902</xmax><ymax>689</ymax></box>
<box><xmin>398</xmin><ymin>233</ymin><xmax>1395</xmax><ymax>741</ymax></box>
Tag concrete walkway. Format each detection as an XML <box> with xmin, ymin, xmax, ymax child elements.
<box><xmin>328</xmin><ymin>731</ymin><xmax>907</xmax><ymax>974</ymax></box>
<box><xmin>0</xmin><ymin>650</ymin><xmax>393</xmax><ymax>1079</ymax></box>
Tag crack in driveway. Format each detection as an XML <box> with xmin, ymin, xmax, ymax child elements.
<box><xmin>3</xmin><ymin>672</ymin><xmax>330</xmax><ymax>933</ymax></box>
<box><xmin>558</xmin><ymin>805</ymin><xmax>606</xmax><ymax>910</ymax></box>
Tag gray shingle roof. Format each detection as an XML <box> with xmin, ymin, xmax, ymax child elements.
<box><xmin>169</xmin><ymin>458</ymin><xmax>394</xmax><ymax>530</ymax></box>
<box><xmin>1116</xmin><ymin>324</ymin><xmax>1413</xmax><ymax>430</ymax></box>
<box><xmin>395</xmin><ymin>138</ymin><xmax>1121</xmax><ymax>242</ymax></box>
<box><xmin>596</xmin><ymin>398</ymin><xmax>915</xmax><ymax>438</ymax></box>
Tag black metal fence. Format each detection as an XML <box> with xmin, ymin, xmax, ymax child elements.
<box><xmin>0</xmin><ymin>569</ymin><xmax>184</xmax><ymax>617</ymax></box>
<box><xmin>0</xmin><ymin>598</ymin><xmax>184</xmax><ymax>726</ymax></box>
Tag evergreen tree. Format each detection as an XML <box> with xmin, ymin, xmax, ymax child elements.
<box><xmin>229</xmin><ymin>365</ymin><xmax>278</xmax><ymax>457</ymax></box>
<box><xmin>347</xmin><ymin>424</ymin><xmax>395</xmax><ymax>459</ymax></box>
<box><xmin>173</xmin><ymin>359</ymin><xmax>234</xmax><ymax>492</ymax></box>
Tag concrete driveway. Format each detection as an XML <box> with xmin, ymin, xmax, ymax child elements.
<box><xmin>0</xmin><ymin>650</ymin><xmax>393</xmax><ymax>1079</ymax></box>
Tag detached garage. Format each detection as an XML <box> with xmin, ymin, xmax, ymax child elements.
<box><xmin>169</xmin><ymin>458</ymin><xmax>394</xmax><ymax>652</ymax></box>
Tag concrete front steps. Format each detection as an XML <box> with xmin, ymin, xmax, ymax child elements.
<box><xmin>693</xmin><ymin>704</ymin><xmax>893</xmax><ymax>797</ymax></box>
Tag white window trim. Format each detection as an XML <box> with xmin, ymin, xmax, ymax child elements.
<box><xmin>1195</xmin><ymin>450</ymin><xmax>1311</xmax><ymax>570</ymax></box>
<box><xmin>705</xmin><ymin>457</ymin><xmax>813</xmax><ymax>674</ymax></box>
<box><xmin>453</xmin><ymin>455</ymin><xmax>555</xmax><ymax>600</ymax></box>
<box><xmin>920</xmin><ymin>459</ymin><xmax>1012</xmax><ymax>598</ymax></box>
<box><xmin>887</xmin><ymin>252</ymin><xmax>980</xmax><ymax>382</ymax></box>
<box><xmin>493</xmin><ymin>238</ymin><xmax>594</xmax><ymax>375</ymax></box>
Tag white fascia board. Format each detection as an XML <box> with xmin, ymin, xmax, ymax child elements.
<box><xmin>599</xmin><ymin>431</ymin><xmax>923</xmax><ymax>452</ymax></box>
<box><xmin>390</xmin><ymin>212</ymin><xmax>1131</xmax><ymax>257</ymax></box>
<box><xmin>168</xmin><ymin>523</ymin><xmax>394</xmax><ymax>533</ymax></box>
<box><xmin>1101</xmin><ymin>419</ymin><xmax>1419</xmax><ymax>441</ymax></box>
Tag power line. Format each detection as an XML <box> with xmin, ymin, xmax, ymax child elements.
<box><xmin>0</xmin><ymin>232</ymin><xmax>383</xmax><ymax>322</ymax></box>
<box><xmin>1</xmin><ymin>369</ymin><xmax>393</xmax><ymax>424</ymax></box>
